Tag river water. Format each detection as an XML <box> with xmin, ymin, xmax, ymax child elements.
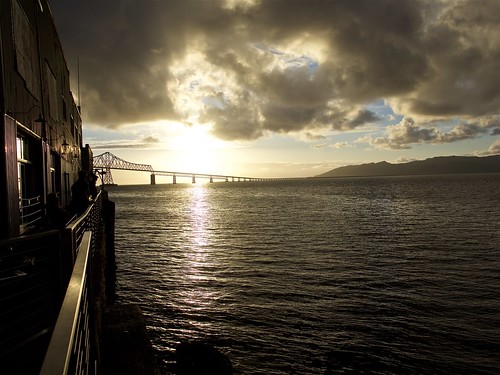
<box><xmin>107</xmin><ymin>174</ymin><xmax>500</xmax><ymax>374</ymax></box>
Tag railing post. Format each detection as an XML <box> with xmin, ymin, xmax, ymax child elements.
<box><xmin>63</xmin><ymin>226</ymin><xmax>76</xmax><ymax>284</ymax></box>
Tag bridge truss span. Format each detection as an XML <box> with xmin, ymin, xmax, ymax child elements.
<box><xmin>92</xmin><ymin>152</ymin><xmax>154</xmax><ymax>185</ymax></box>
<box><xmin>92</xmin><ymin>152</ymin><xmax>266</xmax><ymax>185</ymax></box>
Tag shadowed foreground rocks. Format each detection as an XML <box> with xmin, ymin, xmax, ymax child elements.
<box><xmin>176</xmin><ymin>342</ymin><xmax>233</xmax><ymax>375</ymax></box>
<box><xmin>102</xmin><ymin>305</ymin><xmax>160</xmax><ymax>375</ymax></box>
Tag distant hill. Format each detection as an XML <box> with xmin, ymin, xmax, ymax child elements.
<box><xmin>316</xmin><ymin>155</ymin><xmax>500</xmax><ymax>178</ymax></box>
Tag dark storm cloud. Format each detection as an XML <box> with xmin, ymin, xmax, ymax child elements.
<box><xmin>50</xmin><ymin>0</ymin><xmax>500</xmax><ymax>140</ymax></box>
<box><xmin>348</xmin><ymin>109</ymin><xmax>381</xmax><ymax>128</ymax></box>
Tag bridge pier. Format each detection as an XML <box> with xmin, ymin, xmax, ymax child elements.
<box><xmin>192</xmin><ymin>175</ymin><xmax>196</xmax><ymax>183</ymax></box>
<box><xmin>209</xmin><ymin>177</ymin><xmax>213</xmax><ymax>183</ymax></box>
<box><xmin>150</xmin><ymin>174</ymin><xmax>156</xmax><ymax>185</ymax></box>
<box><xmin>173</xmin><ymin>175</ymin><xmax>176</xmax><ymax>184</ymax></box>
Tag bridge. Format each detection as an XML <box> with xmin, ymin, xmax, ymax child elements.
<box><xmin>92</xmin><ymin>152</ymin><xmax>266</xmax><ymax>185</ymax></box>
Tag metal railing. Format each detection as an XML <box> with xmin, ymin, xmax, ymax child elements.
<box><xmin>65</xmin><ymin>192</ymin><xmax>102</xmax><ymax>264</ymax></box>
<box><xmin>0</xmin><ymin>230</ymin><xmax>63</xmax><ymax>370</ymax></box>
<box><xmin>38</xmin><ymin>192</ymin><xmax>105</xmax><ymax>374</ymax></box>
<box><xmin>40</xmin><ymin>231</ymin><xmax>95</xmax><ymax>375</ymax></box>
<box><xmin>0</xmin><ymin>191</ymin><xmax>105</xmax><ymax>373</ymax></box>
<box><xmin>19</xmin><ymin>195</ymin><xmax>42</xmax><ymax>230</ymax></box>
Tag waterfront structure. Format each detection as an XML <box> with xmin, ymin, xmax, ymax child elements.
<box><xmin>0</xmin><ymin>2</ymin><xmax>132</xmax><ymax>373</ymax></box>
<box><xmin>0</xmin><ymin>0</ymin><xmax>89</xmax><ymax>239</ymax></box>
<box><xmin>0</xmin><ymin>2</ymin><xmax>220</xmax><ymax>373</ymax></box>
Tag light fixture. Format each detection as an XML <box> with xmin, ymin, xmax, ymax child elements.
<box><xmin>61</xmin><ymin>139</ymin><xmax>70</xmax><ymax>154</ymax></box>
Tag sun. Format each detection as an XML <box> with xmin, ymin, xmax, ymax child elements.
<box><xmin>169</xmin><ymin>124</ymin><xmax>224</xmax><ymax>174</ymax></box>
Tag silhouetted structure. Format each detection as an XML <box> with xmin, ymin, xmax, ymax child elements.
<box><xmin>45</xmin><ymin>192</ymin><xmax>71</xmax><ymax>229</ymax></box>
<box><xmin>0</xmin><ymin>0</ymin><xmax>94</xmax><ymax>238</ymax></box>
<box><xmin>93</xmin><ymin>151</ymin><xmax>269</xmax><ymax>184</ymax></box>
<box><xmin>70</xmin><ymin>170</ymin><xmax>90</xmax><ymax>215</ymax></box>
<box><xmin>0</xmin><ymin>2</ymin><xmax>149</xmax><ymax>374</ymax></box>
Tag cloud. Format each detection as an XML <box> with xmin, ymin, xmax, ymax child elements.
<box><xmin>361</xmin><ymin>117</ymin><xmax>438</xmax><ymax>149</ymax></box>
<box><xmin>142</xmin><ymin>136</ymin><xmax>160</xmax><ymax>143</ymax></box>
<box><xmin>303</xmin><ymin>132</ymin><xmax>327</xmax><ymax>141</ymax></box>
<box><xmin>394</xmin><ymin>156</ymin><xmax>417</xmax><ymax>164</ymax></box>
<box><xmin>389</xmin><ymin>0</ymin><xmax>500</xmax><ymax>120</ymax></box>
<box><xmin>91</xmin><ymin>142</ymin><xmax>149</xmax><ymax>150</ymax></box>
<box><xmin>348</xmin><ymin>109</ymin><xmax>381</xmax><ymax>127</ymax></box>
<box><xmin>312</xmin><ymin>141</ymin><xmax>351</xmax><ymax>149</ymax></box>
<box><xmin>331</xmin><ymin>141</ymin><xmax>351</xmax><ymax>149</ymax></box>
<box><xmin>51</xmin><ymin>0</ymin><xmax>500</xmax><ymax>141</ymax></box>
<box><xmin>474</xmin><ymin>140</ymin><xmax>500</xmax><ymax>156</ymax></box>
<box><xmin>438</xmin><ymin>117</ymin><xmax>500</xmax><ymax>143</ymax></box>
<box><xmin>360</xmin><ymin>115</ymin><xmax>500</xmax><ymax>150</ymax></box>
<box><xmin>90</xmin><ymin>135</ymin><xmax>161</xmax><ymax>149</ymax></box>
<box><xmin>313</xmin><ymin>144</ymin><xmax>328</xmax><ymax>149</ymax></box>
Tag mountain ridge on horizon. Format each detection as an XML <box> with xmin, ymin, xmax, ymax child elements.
<box><xmin>315</xmin><ymin>155</ymin><xmax>500</xmax><ymax>178</ymax></box>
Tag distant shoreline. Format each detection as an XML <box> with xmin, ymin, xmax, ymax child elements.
<box><xmin>310</xmin><ymin>172</ymin><xmax>500</xmax><ymax>179</ymax></box>
<box><xmin>315</xmin><ymin>155</ymin><xmax>500</xmax><ymax>178</ymax></box>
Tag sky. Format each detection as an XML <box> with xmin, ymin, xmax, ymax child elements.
<box><xmin>49</xmin><ymin>0</ymin><xmax>500</xmax><ymax>184</ymax></box>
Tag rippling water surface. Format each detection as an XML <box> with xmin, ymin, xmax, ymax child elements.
<box><xmin>107</xmin><ymin>174</ymin><xmax>500</xmax><ymax>374</ymax></box>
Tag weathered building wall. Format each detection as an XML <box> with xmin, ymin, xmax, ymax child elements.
<box><xmin>0</xmin><ymin>0</ymin><xmax>85</xmax><ymax>239</ymax></box>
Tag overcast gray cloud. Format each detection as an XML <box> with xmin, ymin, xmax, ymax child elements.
<box><xmin>50</xmin><ymin>0</ymin><xmax>500</xmax><ymax>141</ymax></box>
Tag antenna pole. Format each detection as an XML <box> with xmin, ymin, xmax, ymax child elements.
<box><xmin>77</xmin><ymin>56</ymin><xmax>80</xmax><ymax>108</ymax></box>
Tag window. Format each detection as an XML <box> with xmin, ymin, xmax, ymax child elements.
<box><xmin>17</xmin><ymin>135</ymin><xmax>41</xmax><ymax>231</ymax></box>
<box><xmin>17</xmin><ymin>135</ymin><xmax>29</xmax><ymax>203</ymax></box>
<box><xmin>17</xmin><ymin>135</ymin><xmax>28</xmax><ymax>161</ymax></box>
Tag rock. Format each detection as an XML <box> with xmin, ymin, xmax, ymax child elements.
<box><xmin>175</xmin><ymin>341</ymin><xmax>233</xmax><ymax>375</ymax></box>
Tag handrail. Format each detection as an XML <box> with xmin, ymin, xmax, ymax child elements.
<box><xmin>39</xmin><ymin>231</ymin><xmax>93</xmax><ymax>375</ymax></box>
<box><xmin>65</xmin><ymin>191</ymin><xmax>102</xmax><ymax>263</ymax></box>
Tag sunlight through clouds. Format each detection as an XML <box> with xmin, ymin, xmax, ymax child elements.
<box><xmin>168</xmin><ymin>125</ymin><xmax>224</xmax><ymax>173</ymax></box>
<box><xmin>52</xmin><ymin>0</ymin><xmax>500</xmax><ymax>180</ymax></box>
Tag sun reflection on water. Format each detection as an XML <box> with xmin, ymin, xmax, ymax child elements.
<box><xmin>179</xmin><ymin>185</ymin><xmax>218</xmax><ymax>314</ymax></box>
<box><xmin>189</xmin><ymin>185</ymin><xmax>209</xmax><ymax>248</ymax></box>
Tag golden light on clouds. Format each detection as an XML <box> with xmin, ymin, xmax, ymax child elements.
<box><xmin>51</xmin><ymin>0</ymin><xmax>500</xmax><ymax>181</ymax></box>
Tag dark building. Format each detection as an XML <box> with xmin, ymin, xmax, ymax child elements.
<box><xmin>0</xmin><ymin>0</ymin><xmax>88</xmax><ymax>239</ymax></box>
<box><xmin>0</xmin><ymin>3</ymin><xmax>160</xmax><ymax>374</ymax></box>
